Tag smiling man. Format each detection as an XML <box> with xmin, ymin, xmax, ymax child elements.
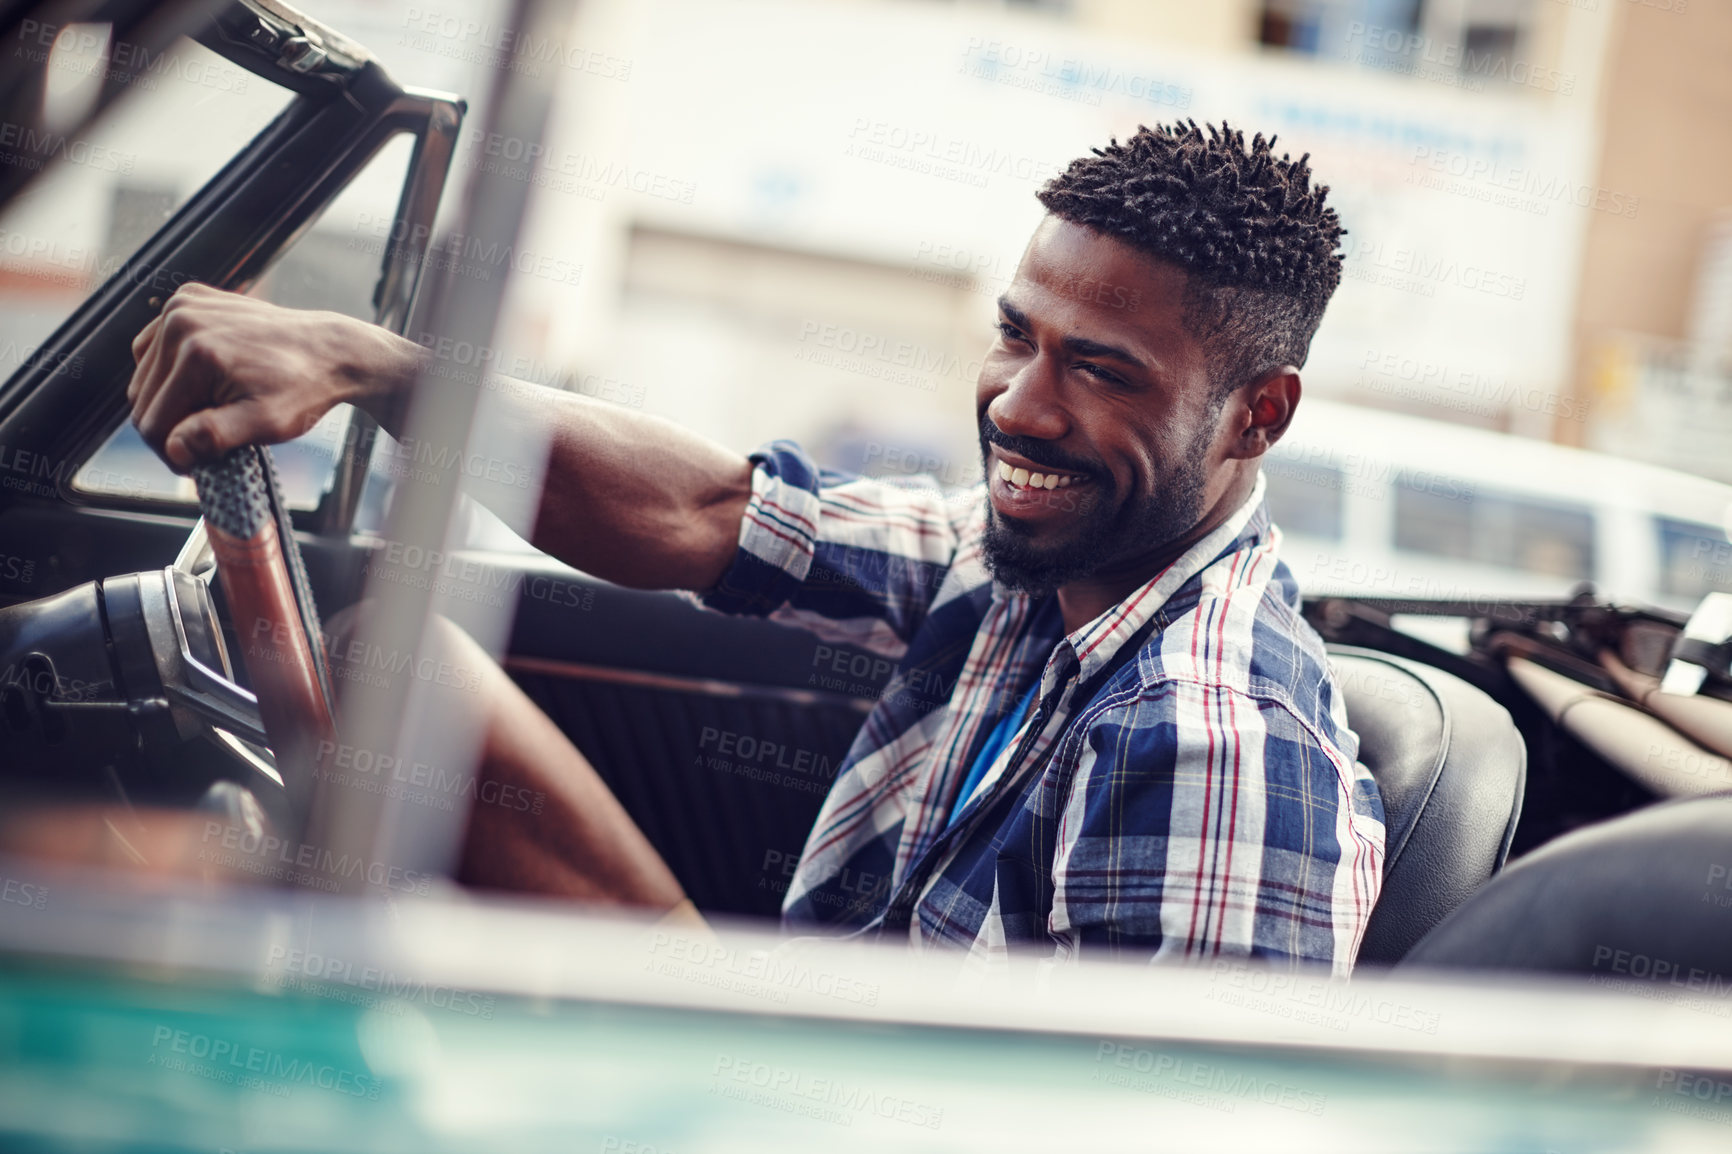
<box><xmin>128</xmin><ymin>121</ymin><xmax>1385</xmax><ymax>972</ymax></box>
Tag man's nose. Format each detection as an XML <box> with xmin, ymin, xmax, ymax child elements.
<box><xmin>987</xmin><ymin>356</ymin><xmax>1068</xmax><ymax>443</ymax></box>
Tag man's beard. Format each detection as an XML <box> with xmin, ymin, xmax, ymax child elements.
<box><xmin>978</xmin><ymin>414</ymin><xmax>1210</xmax><ymax>596</ymax></box>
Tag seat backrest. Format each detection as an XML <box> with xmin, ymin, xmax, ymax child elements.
<box><xmin>1328</xmin><ymin>646</ymin><xmax>1527</xmax><ymax>965</ymax></box>
<box><xmin>1398</xmin><ymin>794</ymin><xmax>1732</xmax><ymax>978</ymax></box>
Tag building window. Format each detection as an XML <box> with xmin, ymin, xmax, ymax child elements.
<box><xmin>1656</xmin><ymin>517</ymin><xmax>1732</xmax><ymax>600</ymax></box>
<box><xmin>1395</xmin><ymin>480</ymin><xmax>1595</xmax><ymax>580</ymax></box>
<box><xmin>1257</xmin><ymin>0</ymin><xmax>1540</xmax><ymax>93</ymax></box>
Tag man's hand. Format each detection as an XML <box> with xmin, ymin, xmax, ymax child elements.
<box><xmin>128</xmin><ymin>283</ymin><xmax>423</xmax><ymax>472</ymax></box>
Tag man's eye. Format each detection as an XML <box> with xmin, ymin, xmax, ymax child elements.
<box><xmin>995</xmin><ymin>321</ymin><xmax>1026</xmax><ymax>343</ymax></box>
<box><xmin>1077</xmin><ymin>363</ymin><xmax>1122</xmax><ymax>386</ymax></box>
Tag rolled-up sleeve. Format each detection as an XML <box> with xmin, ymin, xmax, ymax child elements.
<box><xmin>1047</xmin><ymin>680</ymin><xmax>1386</xmax><ymax>976</ymax></box>
<box><xmin>684</xmin><ymin>440</ymin><xmax>974</xmax><ymax>660</ymax></box>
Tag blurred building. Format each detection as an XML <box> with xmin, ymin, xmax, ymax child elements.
<box><xmin>1566</xmin><ymin>0</ymin><xmax>1732</xmax><ymax>482</ymax></box>
<box><xmin>1053</xmin><ymin>3</ymin><xmax>1732</xmax><ymax>479</ymax></box>
<box><xmin>489</xmin><ymin>0</ymin><xmax>1633</xmax><ymax>474</ymax></box>
<box><xmin>0</xmin><ymin>0</ymin><xmax>1725</xmax><ymax>495</ymax></box>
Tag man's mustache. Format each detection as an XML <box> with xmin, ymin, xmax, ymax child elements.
<box><xmin>978</xmin><ymin>415</ymin><xmax>1105</xmax><ymax>484</ymax></box>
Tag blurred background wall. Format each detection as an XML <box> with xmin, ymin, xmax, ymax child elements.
<box><xmin>297</xmin><ymin>0</ymin><xmax>1724</xmax><ymax>484</ymax></box>
<box><xmin>1568</xmin><ymin>0</ymin><xmax>1732</xmax><ymax>478</ymax></box>
<box><xmin>2</xmin><ymin>0</ymin><xmax>1728</xmax><ymax>605</ymax></box>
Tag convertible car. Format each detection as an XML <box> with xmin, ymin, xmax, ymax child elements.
<box><xmin>1</xmin><ymin>1</ymin><xmax>1731</xmax><ymax>1150</ymax></box>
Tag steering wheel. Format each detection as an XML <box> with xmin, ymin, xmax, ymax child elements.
<box><xmin>185</xmin><ymin>445</ymin><xmax>337</xmax><ymax>823</ymax></box>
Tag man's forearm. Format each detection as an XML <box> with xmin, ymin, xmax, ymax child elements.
<box><xmin>519</xmin><ymin>382</ymin><xmax>753</xmax><ymax>590</ymax></box>
<box><xmin>357</xmin><ymin>342</ymin><xmax>752</xmax><ymax>591</ymax></box>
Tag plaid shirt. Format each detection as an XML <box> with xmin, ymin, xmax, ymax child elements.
<box><xmin>692</xmin><ymin>441</ymin><xmax>1386</xmax><ymax>974</ymax></box>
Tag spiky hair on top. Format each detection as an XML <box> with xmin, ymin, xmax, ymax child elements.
<box><xmin>1036</xmin><ymin>120</ymin><xmax>1345</xmax><ymax>403</ymax></box>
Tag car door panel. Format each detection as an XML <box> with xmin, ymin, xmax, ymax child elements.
<box><xmin>496</xmin><ymin>557</ymin><xmax>889</xmax><ymax>916</ymax></box>
<box><xmin>514</xmin><ymin>668</ymin><xmax>870</xmax><ymax>916</ymax></box>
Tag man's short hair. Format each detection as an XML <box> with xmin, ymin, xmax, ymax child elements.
<box><xmin>1036</xmin><ymin>120</ymin><xmax>1345</xmax><ymax>407</ymax></box>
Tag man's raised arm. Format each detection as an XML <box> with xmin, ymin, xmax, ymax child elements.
<box><xmin>127</xmin><ymin>284</ymin><xmax>752</xmax><ymax>591</ymax></box>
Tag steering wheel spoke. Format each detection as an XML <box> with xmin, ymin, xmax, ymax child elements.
<box><xmin>172</xmin><ymin>517</ymin><xmax>218</xmax><ymax>582</ymax></box>
<box><xmin>188</xmin><ymin>446</ymin><xmax>337</xmax><ymax>824</ymax></box>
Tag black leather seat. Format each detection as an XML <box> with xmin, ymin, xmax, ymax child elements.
<box><xmin>1328</xmin><ymin>646</ymin><xmax>1527</xmax><ymax>965</ymax></box>
<box><xmin>1398</xmin><ymin>794</ymin><xmax>1732</xmax><ymax>978</ymax></box>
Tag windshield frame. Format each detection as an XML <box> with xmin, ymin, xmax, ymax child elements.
<box><xmin>0</xmin><ymin>0</ymin><xmax>461</xmax><ymax>536</ymax></box>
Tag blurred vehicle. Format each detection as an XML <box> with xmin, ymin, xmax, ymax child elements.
<box><xmin>1</xmin><ymin>1</ymin><xmax>1732</xmax><ymax>1151</ymax></box>
<box><xmin>1267</xmin><ymin>399</ymin><xmax>1732</xmax><ymax>618</ymax></box>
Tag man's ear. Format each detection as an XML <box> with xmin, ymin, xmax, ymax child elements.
<box><xmin>1223</xmin><ymin>367</ymin><xmax>1301</xmax><ymax>459</ymax></box>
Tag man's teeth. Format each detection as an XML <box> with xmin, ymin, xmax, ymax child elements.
<box><xmin>996</xmin><ymin>459</ymin><xmax>1079</xmax><ymax>490</ymax></box>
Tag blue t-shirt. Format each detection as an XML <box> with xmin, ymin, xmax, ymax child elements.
<box><xmin>945</xmin><ymin>679</ymin><xmax>1041</xmax><ymax>827</ymax></box>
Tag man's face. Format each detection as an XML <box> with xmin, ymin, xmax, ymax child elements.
<box><xmin>976</xmin><ymin>216</ymin><xmax>1229</xmax><ymax>594</ymax></box>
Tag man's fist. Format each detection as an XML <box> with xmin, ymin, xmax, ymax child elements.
<box><xmin>127</xmin><ymin>283</ymin><xmax>421</xmax><ymax>472</ymax></box>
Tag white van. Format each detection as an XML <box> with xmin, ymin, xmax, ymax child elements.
<box><xmin>1267</xmin><ymin>399</ymin><xmax>1732</xmax><ymax>616</ymax></box>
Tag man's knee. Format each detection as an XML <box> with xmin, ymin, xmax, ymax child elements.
<box><xmin>320</xmin><ymin>598</ymin><xmax>505</xmax><ymax>702</ymax></box>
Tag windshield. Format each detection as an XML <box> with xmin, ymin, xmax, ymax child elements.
<box><xmin>0</xmin><ymin>31</ymin><xmax>291</xmax><ymax>379</ymax></box>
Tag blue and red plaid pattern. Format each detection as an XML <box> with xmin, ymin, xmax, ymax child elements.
<box><xmin>690</xmin><ymin>441</ymin><xmax>1386</xmax><ymax>973</ymax></box>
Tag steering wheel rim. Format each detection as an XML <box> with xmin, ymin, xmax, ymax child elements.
<box><xmin>189</xmin><ymin>446</ymin><xmax>336</xmax><ymax>824</ymax></box>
